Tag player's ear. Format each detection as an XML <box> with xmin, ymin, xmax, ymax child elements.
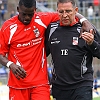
<box><xmin>17</xmin><ymin>6</ymin><xmax>19</xmax><ymax>12</ymax></box>
<box><xmin>75</xmin><ymin>7</ymin><xmax>78</xmax><ymax>14</ymax></box>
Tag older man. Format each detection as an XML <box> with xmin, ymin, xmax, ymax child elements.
<box><xmin>45</xmin><ymin>0</ymin><xmax>100</xmax><ymax>100</ymax></box>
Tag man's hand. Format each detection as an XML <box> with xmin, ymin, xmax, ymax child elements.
<box><xmin>10</xmin><ymin>63</ymin><xmax>27</xmax><ymax>80</ymax></box>
<box><xmin>81</xmin><ymin>29</ymin><xmax>94</xmax><ymax>45</ymax></box>
<box><xmin>80</xmin><ymin>20</ymin><xmax>96</xmax><ymax>34</ymax></box>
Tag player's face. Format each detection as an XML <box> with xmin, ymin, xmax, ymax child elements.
<box><xmin>17</xmin><ymin>5</ymin><xmax>36</xmax><ymax>25</ymax></box>
<box><xmin>57</xmin><ymin>2</ymin><xmax>78</xmax><ymax>26</ymax></box>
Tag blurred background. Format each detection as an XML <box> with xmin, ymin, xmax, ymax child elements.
<box><xmin>0</xmin><ymin>0</ymin><xmax>100</xmax><ymax>100</ymax></box>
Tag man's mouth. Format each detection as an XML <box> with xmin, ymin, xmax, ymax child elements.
<box><xmin>23</xmin><ymin>20</ymin><xmax>30</xmax><ymax>24</ymax></box>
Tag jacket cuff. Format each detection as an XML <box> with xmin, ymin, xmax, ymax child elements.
<box><xmin>88</xmin><ymin>40</ymin><xmax>98</xmax><ymax>51</ymax></box>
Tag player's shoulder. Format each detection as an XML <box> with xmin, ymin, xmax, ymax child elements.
<box><xmin>4</xmin><ymin>15</ymin><xmax>18</xmax><ymax>24</ymax></box>
<box><xmin>49</xmin><ymin>21</ymin><xmax>59</xmax><ymax>28</ymax></box>
<box><xmin>1</xmin><ymin>15</ymin><xmax>18</xmax><ymax>31</ymax></box>
<box><xmin>35</xmin><ymin>12</ymin><xmax>58</xmax><ymax>18</ymax></box>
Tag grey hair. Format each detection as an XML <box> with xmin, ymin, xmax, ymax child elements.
<box><xmin>57</xmin><ymin>0</ymin><xmax>76</xmax><ymax>7</ymax></box>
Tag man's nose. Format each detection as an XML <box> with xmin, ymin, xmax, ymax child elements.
<box><xmin>25</xmin><ymin>15</ymin><xmax>30</xmax><ymax>19</ymax></box>
<box><xmin>62</xmin><ymin>12</ymin><xmax>68</xmax><ymax>17</ymax></box>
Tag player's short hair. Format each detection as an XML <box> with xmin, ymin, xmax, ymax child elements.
<box><xmin>19</xmin><ymin>0</ymin><xmax>36</xmax><ymax>8</ymax></box>
<box><xmin>57</xmin><ymin>0</ymin><xmax>76</xmax><ymax>7</ymax></box>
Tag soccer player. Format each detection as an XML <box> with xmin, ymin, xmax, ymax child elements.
<box><xmin>0</xmin><ymin>0</ymin><xmax>95</xmax><ymax>100</ymax></box>
<box><xmin>45</xmin><ymin>0</ymin><xmax>100</xmax><ymax>100</ymax></box>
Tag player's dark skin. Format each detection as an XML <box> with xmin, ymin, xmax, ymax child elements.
<box><xmin>0</xmin><ymin>5</ymin><xmax>36</xmax><ymax>80</ymax></box>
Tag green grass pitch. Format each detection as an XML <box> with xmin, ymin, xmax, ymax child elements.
<box><xmin>93</xmin><ymin>97</ymin><xmax>100</xmax><ymax>100</ymax></box>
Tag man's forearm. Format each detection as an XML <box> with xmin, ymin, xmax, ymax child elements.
<box><xmin>76</xmin><ymin>13</ymin><xmax>85</xmax><ymax>19</ymax></box>
<box><xmin>76</xmin><ymin>13</ymin><xmax>87</xmax><ymax>23</ymax></box>
<box><xmin>0</xmin><ymin>54</ymin><xmax>9</xmax><ymax>68</ymax></box>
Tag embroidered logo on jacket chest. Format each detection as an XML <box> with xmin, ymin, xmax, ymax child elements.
<box><xmin>72</xmin><ymin>37</ymin><xmax>78</xmax><ymax>45</ymax></box>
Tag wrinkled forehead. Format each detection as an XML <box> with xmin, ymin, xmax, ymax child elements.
<box><xmin>57</xmin><ymin>2</ymin><xmax>75</xmax><ymax>10</ymax></box>
<box><xmin>57</xmin><ymin>0</ymin><xmax>76</xmax><ymax>7</ymax></box>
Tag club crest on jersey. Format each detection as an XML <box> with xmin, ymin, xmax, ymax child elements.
<box><xmin>33</xmin><ymin>26</ymin><xmax>40</xmax><ymax>37</ymax></box>
<box><xmin>72</xmin><ymin>37</ymin><xmax>78</xmax><ymax>45</ymax></box>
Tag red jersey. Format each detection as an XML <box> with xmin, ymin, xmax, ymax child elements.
<box><xmin>0</xmin><ymin>12</ymin><xmax>59</xmax><ymax>89</ymax></box>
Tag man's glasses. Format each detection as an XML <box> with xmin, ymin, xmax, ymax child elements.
<box><xmin>58</xmin><ymin>10</ymin><xmax>73</xmax><ymax>15</ymax></box>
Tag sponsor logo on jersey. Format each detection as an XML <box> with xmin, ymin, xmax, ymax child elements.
<box><xmin>17</xmin><ymin>38</ymin><xmax>42</xmax><ymax>47</ymax></box>
<box><xmin>51</xmin><ymin>38</ymin><xmax>60</xmax><ymax>44</ymax></box>
<box><xmin>51</xmin><ymin>41</ymin><xmax>60</xmax><ymax>44</ymax></box>
<box><xmin>24</xmin><ymin>27</ymin><xmax>31</xmax><ymax>31</ymax></box>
